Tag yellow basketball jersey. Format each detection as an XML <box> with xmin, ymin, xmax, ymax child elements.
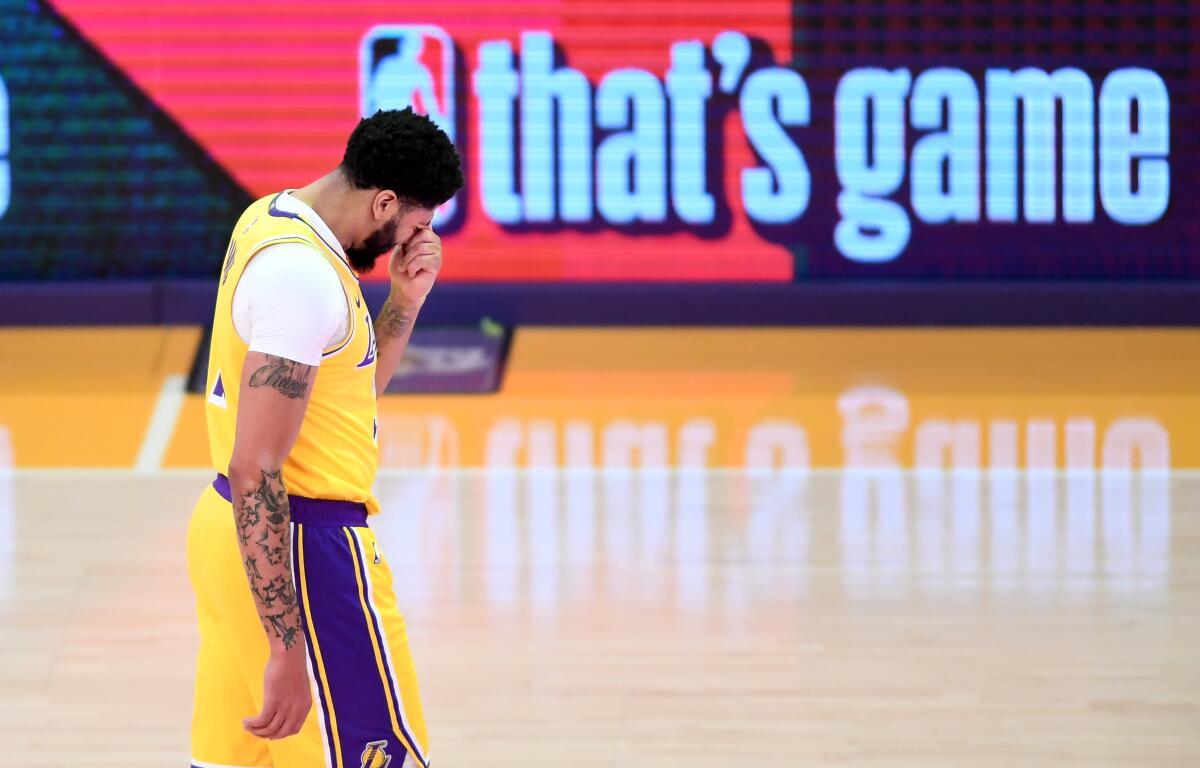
<box><xmin>205</xmin><ymin>192</ymin><xmax>381</xmax><ymax>515</ymax></box>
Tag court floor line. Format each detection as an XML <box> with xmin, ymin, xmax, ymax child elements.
<box><xmin>133</xmin><ymin>374</ymin><xmax>188</xmax><ymax>475</ymax></box>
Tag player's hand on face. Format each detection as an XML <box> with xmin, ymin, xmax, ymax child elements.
<box><xmin>387</xmin><ymin>227</ymin><xmax>442</xmax><ymax>310</ymax></box>
<box><xmin>244</xmin><ymin>645</ymin><xmax>312</xmax><ymax>740</ymax></box>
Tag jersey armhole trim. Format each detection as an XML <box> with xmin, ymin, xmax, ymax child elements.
<box><xmin>322</xmin><ymin>280</ymin><xmax>356</xmax><ymax>358</ymax></box>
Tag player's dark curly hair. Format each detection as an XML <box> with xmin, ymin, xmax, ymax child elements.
<box><xmin>340</xmin><ymin>108</ymin><xmax>463</xmax><ymax>209</ymax></box>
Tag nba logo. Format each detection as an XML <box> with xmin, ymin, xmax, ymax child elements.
<box><xmin>360</xmin><ymin>25</ymin><xmax>458</xmax><ymax>224</ymax></box>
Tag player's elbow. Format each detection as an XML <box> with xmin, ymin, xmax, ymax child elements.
<box><xmin>227</xmin><ymin>453</ymin><xmax>282</xmax><ymax>487</ymax></box>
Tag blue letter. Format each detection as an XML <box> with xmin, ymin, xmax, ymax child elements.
<box><xmin>985</xmin><ymin>68</ymin><xmax>1095</xmax><ymax>223</ymax></box>
<box><xmin>520</xmin><ymin>31</ymin><xmax>593</xmax><ymax>223</ymax></box>
<box><xmin>665</xmin><ymin>41</ymin><xmax>714</xmax><ymax>225</ymax></box>
<box><xmin>834</xmin><ymin>68</ymin><xmax>912</xmax><ymax>263</ymax></box>
<box><xmin>910</xmin><ymin>68</ymin><xmax>979</xmax><ymax>224</ymax></box>
<box><xmin>740</xmin><ymin>67</ymin><xmax>810</xmax><ymax>224</ymax></box>
<box><xmin>474</xmin><ymin>41</ymin><xmax>520</xmax><ymax>224</ymax></box>
<box><xmin>1100</xmin><ymin>68</ymin><xmax>1169</xmax><ymax>225</ymax></box>
<box><xmin>596</xmin><ymin>69</ymin><xmax>667</xmax><ymax>224</ymax></box>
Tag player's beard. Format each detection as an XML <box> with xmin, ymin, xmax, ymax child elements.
<box><xmin>345</xmin><ymin>217</ymin><xmax>400</xmax><ymax>274</ymax></box>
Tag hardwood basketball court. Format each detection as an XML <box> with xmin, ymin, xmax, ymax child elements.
<box><xmin>0</xmin><ymin>469</ymin><xmax>1196</xmax><ymax>766</ymax></box>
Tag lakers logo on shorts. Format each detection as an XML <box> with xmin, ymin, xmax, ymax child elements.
<box><xmin>360</xmin><ymin>739</ymin><xmax>393</xmax><ymax>768</ymax></box>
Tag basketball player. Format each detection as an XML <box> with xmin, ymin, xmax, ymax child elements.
<box><xmin>187</xmin><ymin>108</ymin><xmax>462</xmax><ymax>768</ymax></box>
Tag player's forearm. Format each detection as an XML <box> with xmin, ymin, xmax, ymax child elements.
<box><xmin>373</xmin><ymin>294</ymin><xmax>422</xmax><ymax>397</ymax></box>
<box><xmin>228</xmin><ymin>463</ymin><xmax>303</xmax><ymax>653</ymax></box>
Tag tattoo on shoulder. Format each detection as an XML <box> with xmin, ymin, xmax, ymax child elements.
<box><xmin>248</xmin><ymin>355</ymin><xmax>312</xmax><ymax>399</ymax></box>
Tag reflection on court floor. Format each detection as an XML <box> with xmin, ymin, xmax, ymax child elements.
<box><xmin>390</xmin><ymin>405</ymin><xmax>1174</xmax><ymax>471</ymax></box>
<box><xmin>372</xmin><ymin>469</ymin><xmax>1172</xmax><ymax>620</ymax></box>
<box><xmin>0</xmin><ymin>445</ymin><xmax>10</xmax><ymax>602</ymax></box>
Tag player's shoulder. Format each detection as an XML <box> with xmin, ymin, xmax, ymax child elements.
<box><xmin>240</xmin><ymin>243</ymin><xmax>346</xmax><ymax>327</ymax></box>
<box><xmin>248</xmin><ymin>241</ymin><xmax>341</xmax><ymax>291</ymax></box>
<box><xmin>225</xmin><ymin>194</ymin><xmax>280</xmax><ymax>251</ymax></box>
<box><xmin>235</xmin><ymin>192</ymin><xmax>280</xmax><ymax>226</ymax></box>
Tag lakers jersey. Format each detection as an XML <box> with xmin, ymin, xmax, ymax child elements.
<box><xmin>205</xmin><ymin>192</ymin><xmax>381</xmax><ymax>514</ymax></box>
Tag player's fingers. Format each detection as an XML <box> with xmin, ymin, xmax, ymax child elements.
<box><xmin>402</xmin><ymin>232</ymin><xmax>434</xmax><ymax>254</ymax></box>
<box><xmin>242</xmin><ymin>704</ymin><xmax>274</xmax><ymax>730</ymax></box>
<box><xmin>408</xmin><ymin>227</ymin><xmax>437</xmax><ymax>244</ymax></box>
<box><xmin>243</xmin><ymin>706</ymin><xmax>284</xmax><ymax>737</ymax></box>
<box><xmin>406</xmin><ymin>254</ymin><xmax>440</xmax><ymax>278</ymax></box>
<box><xmin>245</xmin><ymin>720</ymin><xmax>281</xmax><ymax>739</ymax></box>
<box><xmin>279</xmin><ymin>710</ymin><xmax>307</xmax><ymax>739</ymax></box>
<box><xmin>259</xmin><ymin>712</ymin><xmax>289</xmax><ymax>740</ymax></box>
<box><xmin>390</xmin><ymin>250</ymin><xmax>408</xmax><ymax>276</ymax></box>
<box><xmin>280</xmin><ymin>717</ymin><xmax>299</xmax><ymax>739</ymax></box>
<box><xmin>414</xmin><ymin>252</ymin><xmax>442</xmax><ymax>269</ymax></box>
<box><xmin>401</xmin><ymin>242</ymin><xmax>437</xmax><ymax>269</ymax></box>
<box><xmin>273</xmin><ymin>701</ymin><xmax>309</xmax><ymax>739</ymax></box>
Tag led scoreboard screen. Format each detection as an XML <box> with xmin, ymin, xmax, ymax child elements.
<box><xmin>0</xmin><ymin>0</ymin><xmax>1196</xmax><ymax>280</ymax></box>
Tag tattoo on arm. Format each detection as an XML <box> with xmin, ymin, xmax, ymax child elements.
<box><xmin>248</xmin><ymin>355</ymin><xmax>312</xmax><ymax>399</ymax></box>
<box><xmin>375</xmin><ymin>300</ymin><xmax>413</xmax><ymax>342</ymax></box>
<box><xmin>235</xmin><ymin>468</ymin><xmax>302</xmax><ymax>650</ymax></box>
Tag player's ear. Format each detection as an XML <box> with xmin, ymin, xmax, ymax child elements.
<box><xmin>371</xmin><ymin>190</ymin><xmax>398</xmax><ymax>221</ymax></box>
